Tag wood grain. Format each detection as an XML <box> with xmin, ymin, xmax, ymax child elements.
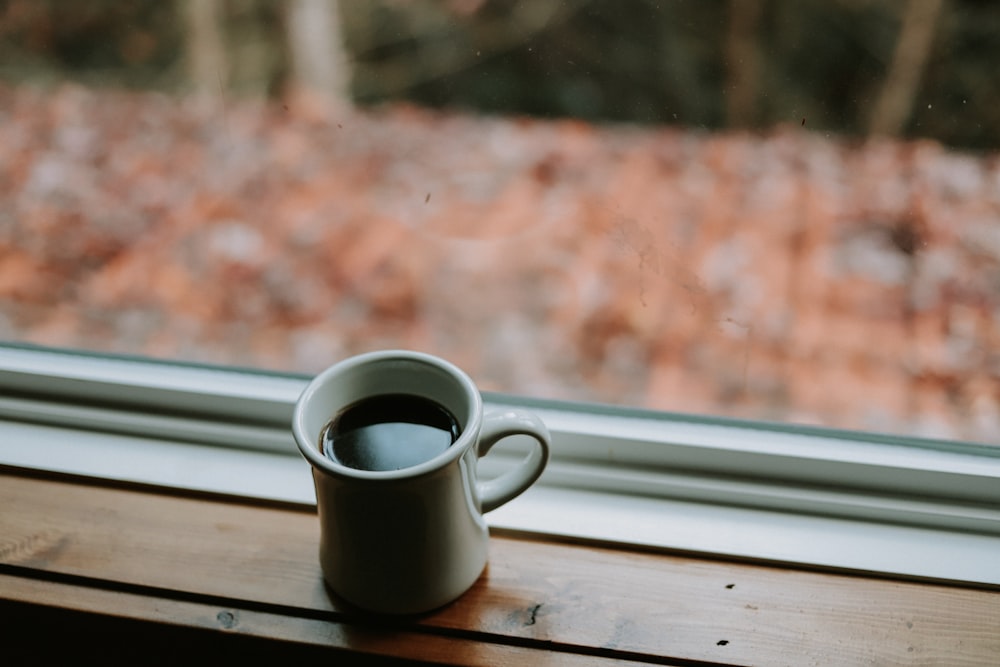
<box><xmin>2</xmin><ymin>469</ymin><xmax>998</xmax><ymax>666</ymax></box>
<box><xmin>0</xmin><ymin>574</ymin><xmax>631</xmax><ymax>667</ymax></box>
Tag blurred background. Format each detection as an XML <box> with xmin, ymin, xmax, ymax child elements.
<box><xmin>1</xmin><ymin>0</ymin><xmax>998</xmax><ymax>444</ymax></box>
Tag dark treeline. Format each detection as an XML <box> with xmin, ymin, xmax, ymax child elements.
<box><xmin>0</xmin><ymin>0</ymin><xmax>997</xmax><ymax>149</ymax></box>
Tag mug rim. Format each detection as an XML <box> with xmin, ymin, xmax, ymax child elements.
<box><xmin>293</xmin><ymin>349</ymin><xmax>484</xmax><ymax>480</ymax></box>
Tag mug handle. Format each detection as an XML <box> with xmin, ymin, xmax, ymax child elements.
<box><xmin>476</xmin><ymin>409</ymin><xmax>551</xmax><ymax>513</ymax></box>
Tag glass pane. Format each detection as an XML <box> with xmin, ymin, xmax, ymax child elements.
<box><xmin>2</xmin><ymin>1</ymin><xmax>997</xmax><ymax>445</ymax></box>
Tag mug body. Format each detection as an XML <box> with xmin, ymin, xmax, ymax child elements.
<box><xmin>294</xmin><ymin>350</ymin><xmax>489</xmax><ymax>614</ymax></box>
<box><xmin>312</xmin><ymin>447</ymin><xmax>489</xmax><ymax>614</ymax></box>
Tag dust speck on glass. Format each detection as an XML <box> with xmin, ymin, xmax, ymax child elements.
<box><xmin>2</xmin><ymin>0</ymin><xmax>998</xmax><ymax>445</ymax></box>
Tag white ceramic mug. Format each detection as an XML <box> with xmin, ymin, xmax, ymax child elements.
<box><xmin>292</xmin><ymin>350</ymin><xmax>550</xmax><ymax>614</ymax></box>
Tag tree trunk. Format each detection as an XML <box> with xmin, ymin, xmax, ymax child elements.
<box><xmin>868</xmin><ymin>0</ymin><xmax>946</xmax><ymax>137</ymax></box>
<box><xmin>181</xmin><ymin>0</ymin><xmax>227</xmax><ymax>95</ymax></box>
<box><xmin>725</xmin><ymin>0</ymin><xmax>764</xmax><ymax>128</ymax></box>
<box><xmin>286</xmin><ymin>0</ymin><xmax>351</xmax><ymax>104</ymax></box>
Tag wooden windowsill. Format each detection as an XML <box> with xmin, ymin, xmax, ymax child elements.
<box><xmin>1</xmin><ymin>465</ymin><xmax>998</xmax><ymax>666</ymax></box>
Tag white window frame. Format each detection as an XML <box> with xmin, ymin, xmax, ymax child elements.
<box><xmin>2</xmin><ymin>344</ymin><xmax>999</xmax><ymax>587</ymax></box>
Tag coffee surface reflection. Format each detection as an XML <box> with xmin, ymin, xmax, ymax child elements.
<box><xmin>321</xmin><ymin>393</ymin><xmax>461</xmax><ymax>471</ymax></box>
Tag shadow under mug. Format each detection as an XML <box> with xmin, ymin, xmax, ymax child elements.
<box><xmin>292</xmin><ymin>350</ymin><xmax>551</xmax><ymax>614</ymax></box>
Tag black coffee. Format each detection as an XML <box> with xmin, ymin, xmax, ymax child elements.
<box><xmin>321</xmin><ymin>393</ymin><xmax>461</xmax><ymax>471</ymax></box>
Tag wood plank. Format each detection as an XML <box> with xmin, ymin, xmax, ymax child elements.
<box><xmin>0</xmin><ymin>574</ymin><xmax>634</xmax><ymax>667</ymax></box>
<box><xmin>2</xmin><ymin>470</ymin><xmax>999</xmax><ymax>666</ymax></box>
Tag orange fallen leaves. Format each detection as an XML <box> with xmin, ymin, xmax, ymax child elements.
<box><xmin>1</xmin><ymin>83</ymin><xmax>998</xmax><ymax>444</ymax></box>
